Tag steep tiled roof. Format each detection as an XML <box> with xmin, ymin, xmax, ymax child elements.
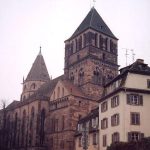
<box><xmin>68</xmin><ymin>7</ymin><xmax>117</xmax><ymax>40</ymax></box>
<box><xmin>25</xmin><ymin>51</ymin><xmax>50</xmax><ymax>82</ymax></box>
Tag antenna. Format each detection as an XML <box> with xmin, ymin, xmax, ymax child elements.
<box><xmin>122</xmin><ymin>48</ymin><xmax>129</xmax><ymax>66</ymax></box>
<box><xmin>131</xmin><ymin>49</ymin><xmax>135</xmax><ymax>63</ymax></box>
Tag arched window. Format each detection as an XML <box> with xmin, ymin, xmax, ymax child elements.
<box><xmin>40</xmin><ymin>109</ymin><xmax>45</xmax><ymax>145</ymax></box>
<box><xmin>29</xmin><ymin>107</ymin><xmax>34</xmax><ymax>146</ymax></box>
<box><xmin>22</xmin><ymin>110</ymin><xmax>26</xmax><ymax>146</ymax></box>
<box><xmin>57</xmin><ymin>87</ymin><xmax>60</xmax><ymax>98</ymax></box>
<box><xmin>31</xmin><ymin>83</ymin><xmax>36</xmax><ymax>90</ymax></box>
<box><xmin>70</xmin><ymin>72</ymin><xmax>74</xmax><ymax>82</ymax></box>
<box><xmin>93</xmin><ymin>67</ymin><xmax>101</xmax><ymax>84</ymax></box>
<box><xmin>78</xmin><ymin>36</ymin><xmax>82</xmax><ymax>50</ymax></box>
<box><xmin>62</xmin><ymin>88</ymin><xmax>64</xmax><ymax>97</ymax></box>
<box><xmin>78</xmin><ymin>68</ymin><xmax>84</xmax><ymax>85</ymax></box>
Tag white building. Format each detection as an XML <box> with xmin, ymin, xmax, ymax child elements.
<box><xmin>99</xmin><ymin>59</ymin><xmax>150</xmax><ymax>150</ymax></box>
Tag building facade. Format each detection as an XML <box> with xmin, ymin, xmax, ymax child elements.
<box><xmin>75</xmin><ymin>107</ymin><xmax>99</xmax><ymax>150</ymax></box>
<box><xmin>99</xmin><ymin>59</ymin><xmax>150</xmax><ymax>150</ymax></box>
<box><xmin>0</xmin><ymin>7</ymin><xmax>118</xmax><ymax>150</ymax></box>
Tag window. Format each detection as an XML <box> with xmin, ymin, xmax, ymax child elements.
<box><xmin>70</xmin><ymin>72</ymin><xmax>74</xmax><ymax>81</ymax></box>
<box><xmin>131</xmin><ymin>112</ymin><xmax>140</xmax><ymax>125</ymax></box>
<box><xmin>93</xmin><ymin>133</ymin><xmax>98</xmax><ymax>145</ymax></box>
<box><xmin>128</xmin><ymin>132</ymin><xmax>144</xmax><ymax>142</ymax></box>
<box><xmin>101</xmin><ymin>101</ymin><xmax>108</xmax><ymax>112</ymax></box>
<box><xmin>31</xmin><ymin>83</ymin><xmax>36</xmax><ymax>89</ymax></box>
<box><xmin>57</xmin><ymin>87</ymin><xmax>60</xmax><ymax>98</ymax></box>
<box><xmin>93</xmin><ymin>67</ymin><xmax>101</xmax><ymax>84</ymax></box>
<box><xmin>112</xmin><ymin>132</ymin><xmax>120</xmax><ymax>143</ymax></box>
<box><xmin>127</xmin><ymin>94</ymin><xmax>143</xmax><ymax>105</ymax></box>
<box><xmin>103</xmin><ymin>135</ymin><xmax>107</xmax><ymax>147</ymax></box>
<box><xmin>92</xmin><ymin>117</ymin><xmax>98</xmax><ymax>128</ymax></box>
<box><xmin>78</xmin><ymin>68</ymin><xmax>84</xmax><ymax>85</ymax></box>
<box><xmin>111</xmin><ymin>114</ymin><xmax>119</xmax><ymax>126</ymax></box>
<box><xmin>147</xmin><ymin>79</ymin><xmax>150</xmax><ymax>88</ymax></box>
<box><xmin>62</xmin><ymin>88</ymin><xmax>64</xmax><ymax>97</ymax></box>
<box><xmin>111</xmin><ymin>95</ymin><xmax>119</xmax><ymax>108</ymax></box>
<box><xmin>101</xmin><ymin>118</ymin><xmax>108</xmax><ymax>129</ymax></box>
<box><xmin>79</xmin><ymin>137</ymin><xmax>82</xmax><ymax>147</ymax></box>
<box><xmin>62</xmin><ymin>116</ymin><xmax>65</xmax><ymax>130</ymax></box>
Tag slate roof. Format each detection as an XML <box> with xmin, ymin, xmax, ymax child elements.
<box><xmin>104</xmin><ymin>59</ymin><xmax>150</xmax><ymax>87</ymax></box>
<box><xmin>25</xmin><ymin>51</ymin><xmax>50</xmax><ymax>82</ymax></box>
<box><xmin>68</xmin><ymin>7</ymin><xmax>117</xmax><ymax>40</ymax></box>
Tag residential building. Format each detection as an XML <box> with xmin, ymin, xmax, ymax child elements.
<box><xmin>75</xmin><ymin>107</ymin><xmax>99</xmax><ymax>150</ymax></box>
<box><xmin>99</xmin><ymin>59</ymin><xmax>150</xmax><ymax>150</ymax></box>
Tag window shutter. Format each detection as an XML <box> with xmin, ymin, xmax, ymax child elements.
<box><xmin>101</xmin><ymin>120</ymin><xmax>103</xmax><ymax>129</ymax></box>
<box><xmin>127</xmin><ymin>94</ymin><xmax>130</xmax><ymax>104</ymax></box>
<box><xmin>139</xmin><ymin>95</ymin><xmax>143</xmax><ymax>105</ymax></box>
<box><xmin>111</xmin><ymin>98</ymin><xmax>113</xmax><ymax>108</ymax></box>
<box><xmin>106</xmin><ymin>118</ymin><xmax>108</xmax><ymax>128</ymax></box>
<box><xmin>128</xmin><ymin>132</ymin><xmax>131</xmax><ymax>142</ymax></box>
<box><xmin>111</xmin><ymin>116</ymin><xmax>113</xmax><ymax>126</ymax></box>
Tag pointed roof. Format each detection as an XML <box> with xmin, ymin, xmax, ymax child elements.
<box><xmin>68</xmin><ymin>7</ymin><xmax>117</xmax><ymax>40</ymax></box>
<box><xmin>25</xmin><ymin>51</ymin><xmax>50</xmax><ymax>82</ymax></box>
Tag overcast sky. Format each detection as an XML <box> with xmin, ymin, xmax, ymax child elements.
<box><xmin>0</xmin><ymin>0</ymin><xmax>150</xmax><ymax>105</ymax></box>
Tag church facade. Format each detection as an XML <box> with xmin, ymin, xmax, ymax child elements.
<box><xmin>0</xmin><ymin>7</ymin><xmax>118</xmax><ymax>150</ymax></box>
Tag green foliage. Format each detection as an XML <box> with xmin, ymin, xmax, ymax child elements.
<box><xmin>107</xmin><ymin>137</ymin><xmax>150</xmax><ymax>150</ymax></box>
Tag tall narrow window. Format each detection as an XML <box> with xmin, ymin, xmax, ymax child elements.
<box><xmin>70</xmin><ymin>72</ymin><xmax>74</xmax><ymax>82</ymax></box>
<box><xmin>93</xmin><ymin>133</ymin><xmax>98</xmax><ymax>145</ymax></box>
<box><xmin>93</xmin><ymin>67</ymin><xmax>101</xmax><ymax>84</ymax></box>
<box><xmin>78</xmin><ymin>68</ymin><xmax>84</xmax><ymax>85</ymax></box>
<box><xmin>57</xmin><ymin>87</ymin><xmax>60</xmax><ymax>98</ymax></box>
<box><xmin>101</xmin><ymin>118</ymin><xmax>108</xmax><ymax>129</ymax></box>
<box><xmin>111</xmin><ymin>95</ymin><xmax>119</xmax><ymax>108</ymax></box>
<box><xmin>101</xmin><ymin>101</ymin><xmax>108</xmax><ymax>112</ymax></box>
<box><xmin>62</xmin><ymin>116</ymin><xmax>65</xmax><ymax>130</ymax></box>
<box><xmin>62</xmin><ymin>88</ymin><xmax>64</xmax><ymax>97</ymax></box>
<box><xmin>111</xmin><ymin>114</ymin><xmax>119</xmax><ymax>126</ymax></box>
<box><xmin>103</xmin><ymin>135</ymin><xmax>107</xmax><ymax>147</ymax></box>
<box><xmin>40</xmin><ymin>109</ymin><xmax>45</xmax><ymax>145</ymax></box>
<box><xmin>95</xmin><ymin>33</ymin><xmax>98</xmax><ymax>47</ymax></box>
<box><xmin>131</xmin><ymin>112</ymin><xmax>140</xmax><ymax>125</ymax></box>
<box><xmin>112</xmin><ymin>132</ymin><xmax>120</xmax><ymax>143</ymax></box>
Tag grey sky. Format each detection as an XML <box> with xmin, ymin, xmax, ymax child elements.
<box><xmin>0</xmin><ymin>0</ymin><xmax>150</xmax><ymax>105</ymax></box>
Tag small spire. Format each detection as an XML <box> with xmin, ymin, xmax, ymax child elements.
<box><xmin>39</xmin><ymin>46</ymin><xmax>42</xmax><ymax>55</ymax></box>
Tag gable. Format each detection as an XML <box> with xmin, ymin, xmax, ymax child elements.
<box><xmin>50</xmin><ymin>80</ymin><xmax>70</xmax><ymax>101</ymax></box>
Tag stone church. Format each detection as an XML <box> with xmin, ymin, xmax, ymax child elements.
<box><xmin>0</xmin><ymin>7</ymin><xmax>118</xmax><ymax>150</ymax></box>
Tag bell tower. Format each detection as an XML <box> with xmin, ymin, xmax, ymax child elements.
<box><xmin>64</xmin><ymin>7</ymin><xmax>119</xmax><ymax>100</ymax></box>
<box><xmin>21</xmin><ymin>48</ymin><xmax>50</xmax><ymax>101</ymax></box>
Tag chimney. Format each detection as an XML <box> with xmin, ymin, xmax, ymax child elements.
<box><xmin>136</xmin><ymin>59</ymin><xmax>144</xmax><ymax>64</ymax></box>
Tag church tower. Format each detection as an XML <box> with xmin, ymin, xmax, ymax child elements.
<box><xmin>21</xmin><ymin>49</ymin><xmax>50</xmax><ymax>101</ymax></box>
<box><xmin>64</xmin><ymin>7</ymin><xmax>119</xmax><ymax>100</ymax></box>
